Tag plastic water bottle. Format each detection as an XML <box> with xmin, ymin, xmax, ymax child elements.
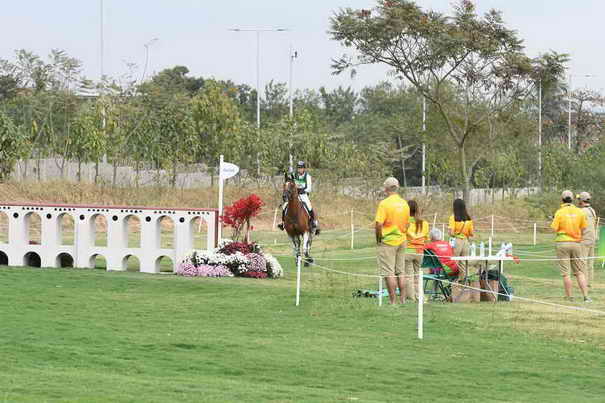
<box><xmin>449</xmin><ymin>238</ymin><xmax>456</xmax><ymax>248</ymax></box>
<box><xmin>479</xmin><ymin>242</ymin><xmax>485</xmax><ymax>257</ymax></box>
<box><xmin>470</xmin><ymin>243</ymin><xmax>476</xmax><ymax>257</ymax></box>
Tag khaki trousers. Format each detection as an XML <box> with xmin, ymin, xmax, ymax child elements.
<box><xmin>404</xmin><ymin>250</ymin><xmax>423</xmax><ymax>301</ymax></box>
<box><xmin>555</xmin><ymin>242</ymin><xmax>585</xmax><ymax>277</ymax></box>
<box><xmin>581</xmin><ymin>241</ymin><xmax>595</xmax><ymax>284</ymax></box>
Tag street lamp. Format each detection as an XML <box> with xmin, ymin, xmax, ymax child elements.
<box><xmin>288</xmin><ymin>46</ymin><xmax>298</xmax><ymax>171</ymax></box>
<box><xmin>568</xmin><ymin>73</ymin><xmax>596</xmax><ymax>150</ymax></box>
<box><xmin>421</xmin><ymin>96</ymin><xmax>427</xmax><ymax>194</ymax></box>
<box><xmin>229</xmin><ymin>28</ymin><xmax>288</xmax><ymax>176</ymax></box>
<box><xmin>537</xmin><ymin>78</ymin><xmax>543</xmax><ymax>180</ymax></box>
<box><xmin>142</xmin><ymin>38</ymin><xmax>159</xmax><ymax>81</ymax></box>
<box><xmin>289</xmin><ymin>46</ymin><xmax>298</xmax><ymax>119</ymax></box>
<box><xmin>100</xmin><ymin>0</ymin><xmax>104</xmax><ymax>82</ymax></box>
<box><xmin>228</xmin><ymin>28</ymin><xmax>289</xmax><ymax>130</ymax></box>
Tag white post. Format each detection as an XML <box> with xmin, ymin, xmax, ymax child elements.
<box><xmin>533</xmin><ymin>223</ymin><xmax>537</xmax><ymax>246</ymax></box>
<box><xmin>417</xmin><ymin>268</ymin><xmax>424</xmax><ymax>340</ymax></box>
<box><xmin>295</xmin><ymin>255</ymin><xmax>302</xmax><ymax>306</ymax></box>
<box><xmin>378</xmin><ymin>277</ymin><xmax>383</xmax><ymax>307</ymax></box>
<box><xmin>217</xmin><ymin>155</ymin><xmax>224</xmax><ymax>243</ymax></box>
<box><xmin>272</xmin><ymin>208</ymin><xmax>278</xmax><ymax>231</ymax></box>
<box><xmin>350</xmin><ymin>209</ymin><xmax>354</xmax><ymax>250</ymax></box>
<box><xmin>491</xmin><ymin>215</ymin><xmax>494</xmax><ymax>238</ymax></box>
<box><xmin>432</xmin><ymin>213</ymin><xmax>437</xmax><ymax>227</ymax></box>
<box><xmin>441</xmin><ymin>223</ymin><xmax>445</xmax><ymax>238</ymax></box>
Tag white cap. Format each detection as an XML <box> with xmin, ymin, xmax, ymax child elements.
<box><xmin>577</xmin><ymin>191</ymin><xmax>591</xmax><ymax>202</ymax></box>
<box><xmin>561</xmin><ymin>190</ymin><xmax>573</xmax><ymax>200</ymax></box>
<box><xmin>383</xmin><ymin>177</ymin><xmax>399</xmax><ymax>189</ymax></box>
<box><xmin>430</xmin><ymin>228</ymin><xmax>443</xmax><ymax>241</ymax></box>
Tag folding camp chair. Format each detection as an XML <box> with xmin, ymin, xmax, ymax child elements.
<box><xmin>421</xmin><ymin>249</ymin><xmax>458</xmax><ymax>302</ymax></box>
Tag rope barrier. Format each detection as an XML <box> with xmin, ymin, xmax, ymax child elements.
<box><xmin>433</xmin><ymin>278</ymin><xmax>605</xmax><ymax>316</ymax></box>
<box><xmin>281</xmin><ymin>253</ymin><xmax>604</xmax><ymax>315</ymax></box>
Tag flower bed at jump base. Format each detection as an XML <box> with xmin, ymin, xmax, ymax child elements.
<box><xmin>176</xmin><ymin>240</ymin><xmax>283</xmax><ymax>279</ymax></box>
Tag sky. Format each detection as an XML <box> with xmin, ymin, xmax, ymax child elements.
<box><xmin>1</xmin><ymin>1</ymin><xmax>603</xmax><ymax>92</ymax></box>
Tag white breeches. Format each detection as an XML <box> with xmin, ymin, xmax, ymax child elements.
<box><xmin>283</xmin><ymin>194</ymin><xmax>312</xmax><ymax>212</ymax></box>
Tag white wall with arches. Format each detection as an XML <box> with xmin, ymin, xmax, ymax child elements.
<box><xmin>0</xmin><ymin>203</ymin><xmax>218</xmax><ymax>273</ymax></box>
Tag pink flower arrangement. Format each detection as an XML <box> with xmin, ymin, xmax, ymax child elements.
<box><xmin>246</xmin><ymin>253</ymin><xmax>267</xmax><ymax>273</ymax></box>
<box><xmin>176</xmin><ymin>262</ymin><xmax>233</xmax><ymax>278</ymax></box>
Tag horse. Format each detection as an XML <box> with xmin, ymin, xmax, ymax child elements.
<box><xmin>283</xmin><ymin>175</ymin><xmax>314</xmax><ymax>266</ymax></box>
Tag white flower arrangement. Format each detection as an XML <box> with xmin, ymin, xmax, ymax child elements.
<box><xmin>265</xmin><ymin>254</ymin><xmax>284</xmax><ymax>278</ymax></box>
<box><xmin>177</xmin><ymin>245</ymin><xmax>282</xmax><ymax>279</ymax></box>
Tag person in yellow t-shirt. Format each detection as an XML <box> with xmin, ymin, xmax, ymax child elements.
<box><xmin>448</xmin><ymin>198</ymin><xmax>474</xmax><ymax>282</ymax></box>
<box><xmin>551</xmin><ymin>190</ymin><xmax>591</xmax><ymax>302</ymax></box>
<box><xmin>375</xmin><ymin>177</ymin><xmax>410</xmax><ymax>304</ymax></box>
<box><xmin>405</xmin><ymin>200</ymin><xmax>429</xmax><ymax>302</ymax></box>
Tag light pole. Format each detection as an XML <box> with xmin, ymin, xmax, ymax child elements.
<box><xmin>289</xmin><ymin>46</ymin><xmax>298</xmax><ymax>119</ymax></box>
<box><xmin>288</xmin><ymin>46</ymin><xmax>298</xmax><ymax>171</ymax></box>
<box><xmin>421</xmin><ymin>96</ymin><xmax>427</xmax><ymax>194</ymax></box>
<box><xmin>229</xmin><ymin>28</ymin><xmax>288</xmax><ymax>175</ymax></box>
<box><xmin>538</xmin><ymin>79</ymin><xmax>542</xmax><ymax>179</ymax></box>
<box><xmin>100</xmin><ymin>0</ymin><xmax>104</xmax><ymax>82</ymax></box>
<box><xmin>142</xmin><ymin>38</ymin><xmax>159</xmax><ymax>81</ymax></box>
<box><xmin>229</xmin><ymin>28</ymin><xmax>288</xmax><ymax>129</ymax></box>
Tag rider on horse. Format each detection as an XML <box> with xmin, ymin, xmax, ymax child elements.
<box><xmin>278</xmin><ymin>161</ymin><xmax>319</xmax><ymax>232</ymax></box>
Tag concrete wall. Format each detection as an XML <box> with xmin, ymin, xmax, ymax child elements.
<box><xmin>11</xmin><ymin>158</ymin><xmax>538</xmax><ymax>204</ymax></box>
<box><xmin>12</xmin><ymin>159</ymin><xmax>213</xmax><ymax>188</ymax></box>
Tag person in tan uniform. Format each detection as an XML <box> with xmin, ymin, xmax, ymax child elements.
<box><xmin>577</xmin><ymin>192</ymin><xmax>597</xmax><ymax>287</ymax></box>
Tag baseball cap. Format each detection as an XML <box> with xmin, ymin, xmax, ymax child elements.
<box><xmin>383</xmin><ymin>177</ymin><xmax>399</xmax><ymax>189</ymax></box>
<box><xmin>577</xmin><ymin>191</ymin><xmax>591</xmax><ymax>202</ymax></box>
<box><xmin>561</xmin><ymin>190</ymin><xmax>574</xmax><ymax>200</ymax></box>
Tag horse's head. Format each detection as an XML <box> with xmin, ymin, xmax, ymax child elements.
<box><xmin>283</xmin><ymin>174</ymin><xmax>296</xmax><ymax>202</ymax></box>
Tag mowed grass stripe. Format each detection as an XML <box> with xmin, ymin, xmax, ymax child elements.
<box><xmin>1</xmin><ymin>266</ymin><xmax>605</xmax><ymax>402</ymax></box>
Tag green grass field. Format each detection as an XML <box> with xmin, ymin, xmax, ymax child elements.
<box><xmin>2</xmin><ymin>228</ymin><xmax>605</xmax><ymax>402</ymax></box>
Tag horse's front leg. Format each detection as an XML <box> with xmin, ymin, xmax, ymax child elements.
<box><xmin>302</xmin><ymin>232</ymin><xmax>313</xmax><ymax>265</ymax></box>
<box><xmin>291</xmin><ymin>235</ymin><xmax>301</xmax><ymax>257</ymax></box>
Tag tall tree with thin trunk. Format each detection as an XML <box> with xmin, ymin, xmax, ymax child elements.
<box><xmin>330</xmin><ymin>0</ymin><xmax>544</xmax><ymax>200</ymax></box>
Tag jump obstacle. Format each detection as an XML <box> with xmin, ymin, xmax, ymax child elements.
<box><xmin>0</xmin><ymin>203</ymin><xmax>218</xmax><ymax>272</ymax></box>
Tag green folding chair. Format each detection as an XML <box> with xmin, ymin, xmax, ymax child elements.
<box><xmin>421</xmin><ymin>249</ymin><xmax>458</xmax><ymax>302</ymax></box>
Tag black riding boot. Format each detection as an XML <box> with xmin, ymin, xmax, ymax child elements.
<box><xmin>309</xmin><ymin>210</ymin><xmax>319</xmax><ymax>229</ymax></box>
<box><xmin>277</xmin><ymin>210</ymin><xmax>286</xmax><ymax>231</ymax></box>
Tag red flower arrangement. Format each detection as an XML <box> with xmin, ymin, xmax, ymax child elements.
<box><xmin>220</xmin><ymin>194</ymin><xmax>264</xmax><ymax>242</ymax></box>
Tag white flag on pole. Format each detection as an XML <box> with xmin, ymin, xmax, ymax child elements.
<box><xmin>220</xmin><ymin>161</ymin><xmax>239</xmax><ymax>180</ymax></box>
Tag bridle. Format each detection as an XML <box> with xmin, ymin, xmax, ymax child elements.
<box><xmin>283</xmin><ymin>180</ymin><xmax>296</xmax><ymax>202</ymax></box>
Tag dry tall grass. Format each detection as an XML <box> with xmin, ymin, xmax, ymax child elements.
<box><xmin>0</xmin><ymin>180</ymin><xmax>551</xmax><ymax>232</ymax></box>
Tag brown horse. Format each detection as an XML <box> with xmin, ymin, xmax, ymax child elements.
<box><xmin>283</xmin><ymin>176</ymin><xmax>314</xmax><ymax>265</ymax></box>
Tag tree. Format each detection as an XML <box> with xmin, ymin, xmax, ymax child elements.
<box><xmin>0</xmin><ymin>111</ymin><xmax>30</xmax><ymax>181</ymax></box>
<box><xmin>67</xmin><ymin>104</ymin><xmax>105</xmax><ymax>182</ymax></box>
<box><xmin>330</xmin><ymin>0</ymin><xmax>552</xmax><ymax>200</ymax></box>
<box><xmin>140</xmin><ymin>66</ymin><xmax>204</xmax><ymax>99</ymax></box>
<box><xmin>570</xmin><ymin>89</ymin><xmax>605</xmax><ymax>152</ymax></box>
<box><xmin>191</xmin><ymin>80</ymin><xmax>246</xmax><ymax>182</ymax></box>
<box><xmin>153</xmin><ymin>94</ymin><xmax>198</xmax><ymax>188</ymax></box>
<box><xmin>319</xmin><ymin>86</ymin><xmax>357</xmax><ymax>127</ymax></box>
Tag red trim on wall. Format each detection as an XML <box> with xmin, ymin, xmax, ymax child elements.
<box><xmin>0</xmin><ymin>202</ymin><xmax>218</xmax><ymax>213</ymax></box>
